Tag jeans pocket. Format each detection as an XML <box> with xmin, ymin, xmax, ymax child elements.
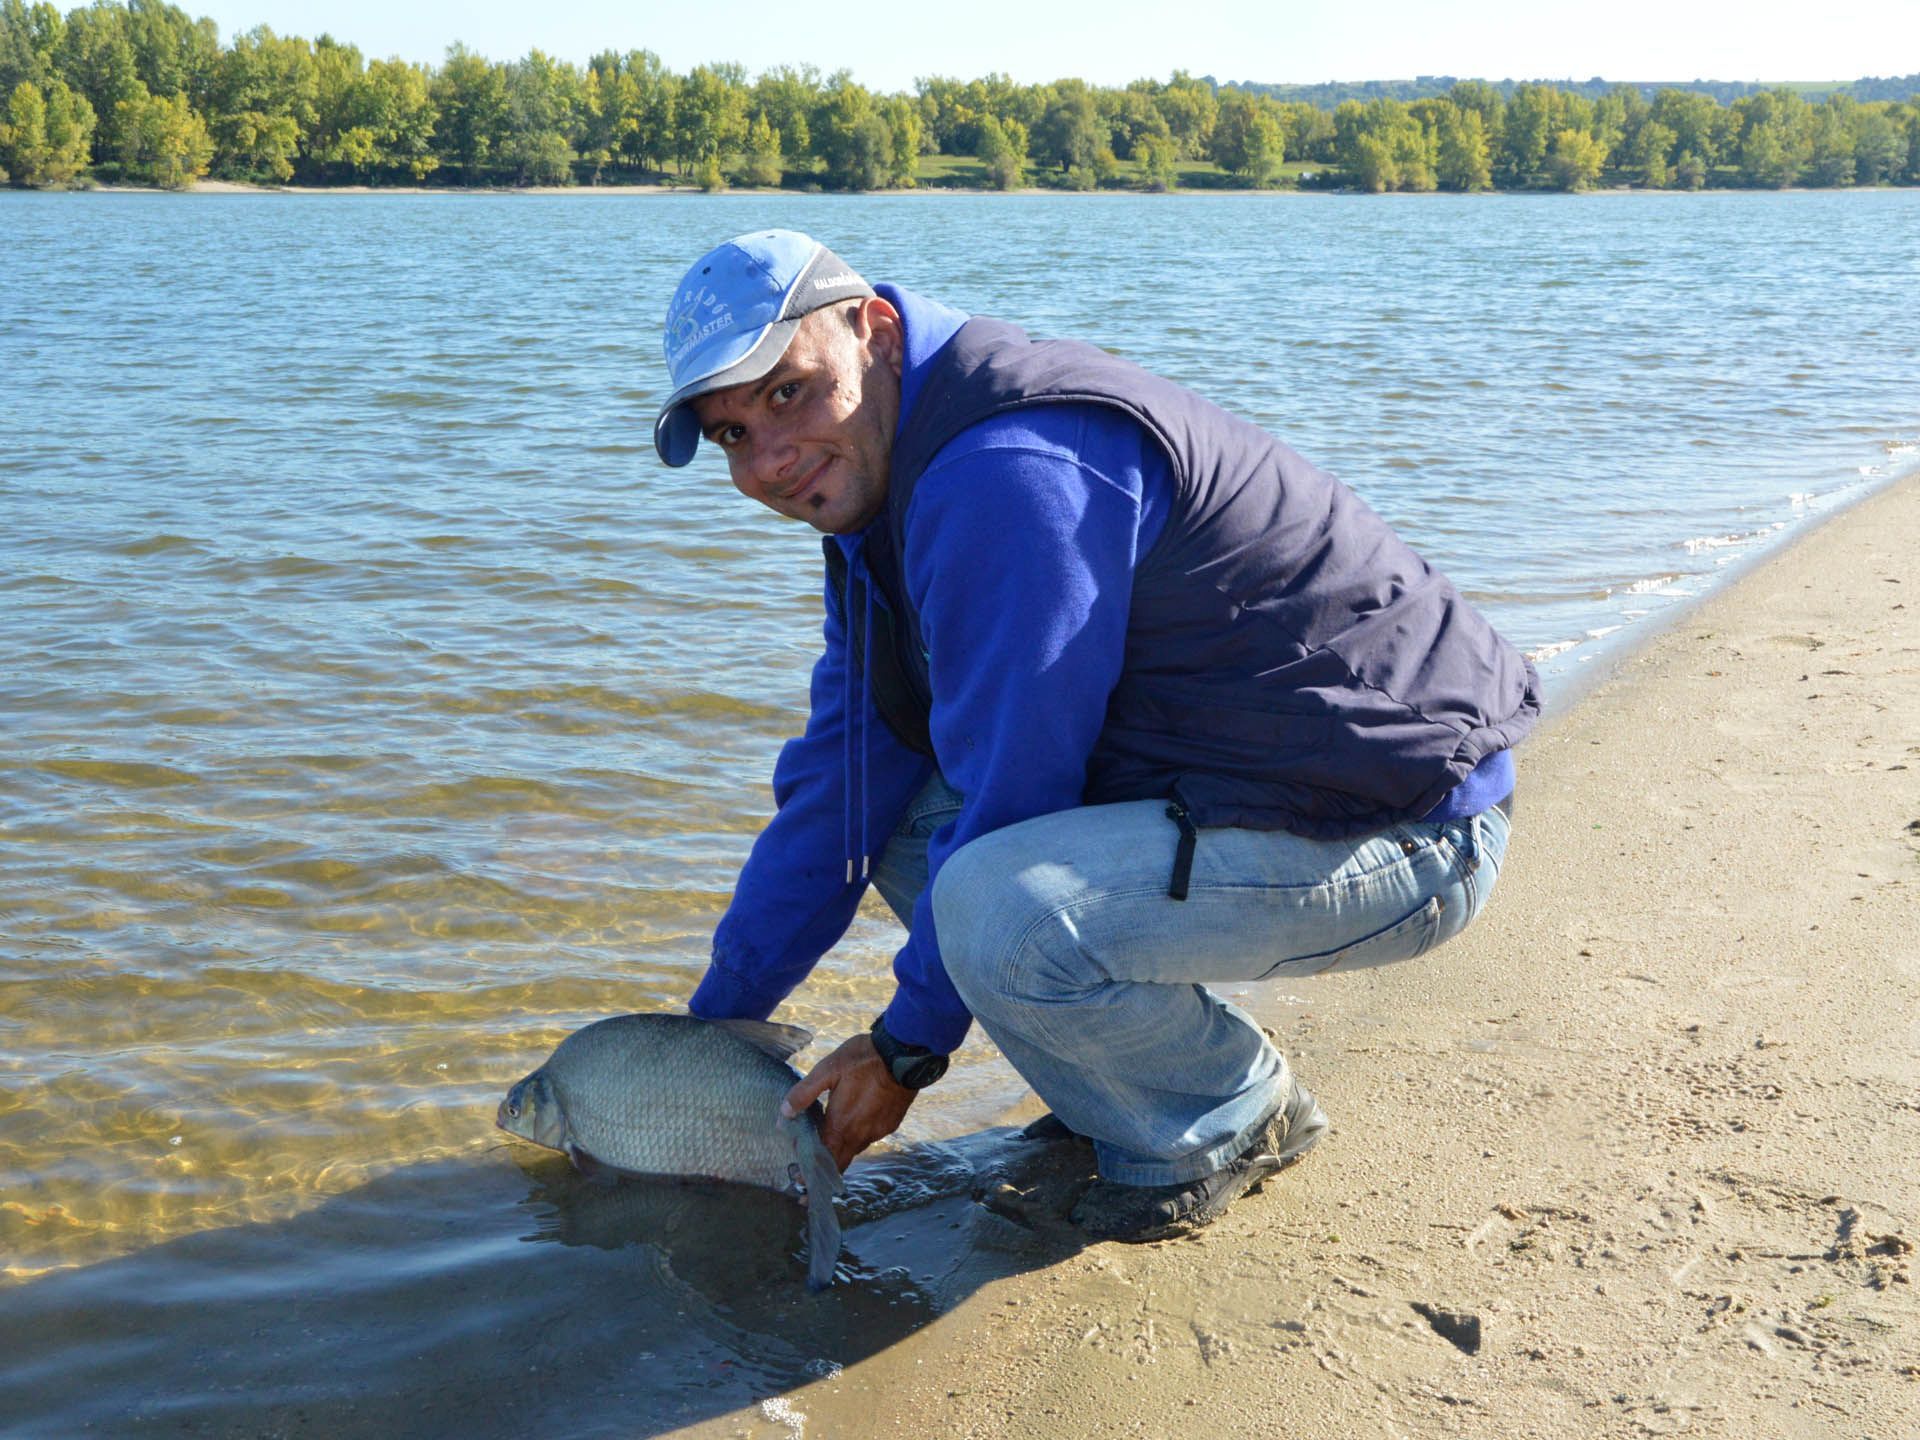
<box><xmin>1278</xmin><ymin>894</ymin><xmax>1445</xmax><ymax>977</ymax></box>
<box><xmin>901</xmin><ymin>771</ymin><xmax>963</xmax><ymax>836</ymax></box>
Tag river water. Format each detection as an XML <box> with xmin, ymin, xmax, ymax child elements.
<box><xmin>1</xmin><ymin>189</ymin><xmax>1916</xmax><ymax>1434</ymax></box>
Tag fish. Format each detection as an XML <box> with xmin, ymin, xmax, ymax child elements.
<box><xmin>496</xmin><ymin>1012</ymin><xmax>844</xmax><ymax>1289</ymax></box>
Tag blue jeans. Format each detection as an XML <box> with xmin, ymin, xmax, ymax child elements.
<box><xmin>869</xmin><ymin>774</ymin><xmax>1510</xmax><ymax>1187</ymax></box>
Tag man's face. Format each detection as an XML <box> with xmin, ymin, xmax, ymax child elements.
<box><xmin>692</xmin><ymin>299</ymin><xmax>904</xmax><ymax>535</ymax></box>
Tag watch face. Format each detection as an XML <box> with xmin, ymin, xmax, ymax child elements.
<box><xmin>897</xmin><ymin>1052</ymin><xmax>948</xmax><ymax>1089</ymax></box>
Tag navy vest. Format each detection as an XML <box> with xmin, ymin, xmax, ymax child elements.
<box><xmin>836</xmin><ymin>317</ymin><xmax>1542</xmax><ymax>839</ymax></box>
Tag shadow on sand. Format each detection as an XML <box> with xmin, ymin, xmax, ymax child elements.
<box><xmin>0</xmin><ymin>1126</ymin><xmax>1097</xmax><ymax>1437</ymax></box>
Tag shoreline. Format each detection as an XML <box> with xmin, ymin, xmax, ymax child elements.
<box><xmin>54</xmin><ymin>179</ymin><xmax>1920</xmax><ymax>198</ymax></box>
<box><xmin>1536</xmin><ymin>459</ymin><xmax>1920</xmax><ymax>716</ymax></box>
<box><xmin>698</xmin><ymin>470</ymin><xmax>1920</xmax><ymax>1438</ymax></box>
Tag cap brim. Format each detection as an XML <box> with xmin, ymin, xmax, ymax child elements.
<box><xmin>652</xmin><ymin>315</ymin><xmax>806</xmax><ymax>467</ymax></box>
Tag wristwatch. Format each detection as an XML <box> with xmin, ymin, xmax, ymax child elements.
<box><xmin>869</xmin><ymin>1015</ymin><xmax>949</xmax><ymax>1089</ymax></box>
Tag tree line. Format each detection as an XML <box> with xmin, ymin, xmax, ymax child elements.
<box><xmin>1222</xmin><ymin>72</ymin><xmax>1920</xmax><ymax>111</ymax></box>
<box><xmin>3</xmin><ymin>1</ymin><xmax>1918</xmax><ymax>192</ymax></box>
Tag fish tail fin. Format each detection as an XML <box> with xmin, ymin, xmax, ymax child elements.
<box><xmin>796</xmin><ymin>1124</ymin><xmax>844</xmax><ymax>1290</ymax></box>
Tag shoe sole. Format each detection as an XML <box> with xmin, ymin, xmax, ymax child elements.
<box><xmin>1271</xmin><ymin>1081</ymin><xmax>1329</xmax><ymax>1168</ymax></box>
<box><xmin>1077</xmin><ymin>1081</ymin><xmax>1330</xmax><ymax>1243</ymax></box>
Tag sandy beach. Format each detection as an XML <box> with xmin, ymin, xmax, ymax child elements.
<box><xmin>677</xmin><ymin>471</ymin><xmax>1919</xmax><ymax>1440</ymax></box>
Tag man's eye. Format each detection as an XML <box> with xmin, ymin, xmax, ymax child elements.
<box><xmin>719</xmin><ymin>424</ymin><xmax>746</xmax><ymax>447</ymax></box>
<box><xmin>772</xmin><ymin>381</ymin><xmax>801</xmax><ymax>404</ymax></box>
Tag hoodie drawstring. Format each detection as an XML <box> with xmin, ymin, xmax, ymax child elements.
<box><xmin>860</xmin><ymin>576</ymin><xmax>873</xmax><ymax>883</ymax></box>
<box><xmin>841</xmin><ymin>545</ymin><xmax>875</xmax><ymax>887</ymax></box>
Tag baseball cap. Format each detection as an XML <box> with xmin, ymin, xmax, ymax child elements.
<box><xmin>653</xmin><ymin>229</ymin><xmax>876</xmax><ymax>467</ymax></box>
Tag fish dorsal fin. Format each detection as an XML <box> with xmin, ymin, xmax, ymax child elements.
<box><xmin>711</xmin><ymin>1018</ymin><xmax>814</xmax><ymax>1062</ymax></box>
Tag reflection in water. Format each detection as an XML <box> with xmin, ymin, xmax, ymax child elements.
<box><xmin>0</xmin><ymin>1135</ymin><xmax>1092</xmax><ymax>1438</ymax></box>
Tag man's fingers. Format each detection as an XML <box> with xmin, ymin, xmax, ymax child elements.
<box><xmin>781</xmin><ymin>1036</ymin><xmax>863</xmax><ymax>1118</ymax></box>
<box><xmin>782</xmin><ymin>1063</ymin><xmax>834</xmax><ymax>1120</ymax></box>
<box><xmin>776</xmin><ymin>1035</ymin><xmax>915</xmax><ymax>1171</ymax></box>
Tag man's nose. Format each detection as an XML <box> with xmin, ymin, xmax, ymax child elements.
<box><xmin>749</xmin><ymin>430</ymin><xmax>801</xmax><ymax>493</ymax></box>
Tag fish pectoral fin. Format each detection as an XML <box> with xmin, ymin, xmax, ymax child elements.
<box><xmin>710</xmin><ymin>1018</ymin><xmax>814</xmax><ymax>1063</ymax></box>
<box><xmin>566</xmin><ymin>1144</ymin><xmax>624</xmax><ymax>1187</ymax></box>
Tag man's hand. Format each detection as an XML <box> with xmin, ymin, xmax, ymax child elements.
<box><xmin>782</xmin><ymin>1033</ymin><xmax>916</xmax><ymax>1172</ymax></box>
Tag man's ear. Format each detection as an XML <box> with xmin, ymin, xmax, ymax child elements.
<box><xmin>856</xmin><ymin>297</ymin><xmax>905</xmax><ymax>378</ymax></box>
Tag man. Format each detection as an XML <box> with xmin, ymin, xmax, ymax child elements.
<box><xmin>654</xmin><ymin>229</ymin><xmax>1539</xmax><ymax>1242</ymax></box>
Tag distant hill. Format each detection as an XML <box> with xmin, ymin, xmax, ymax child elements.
<box><xmin>1208</xmin><ymin>74</ymin><xmax>1920</xmax><ymax>106</ymax></box>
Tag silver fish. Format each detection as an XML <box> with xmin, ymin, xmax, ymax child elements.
<box><xmin>496</xmin><ymin>1013</ymin><xmax>844</xmax><ymax>1289</ymax></box>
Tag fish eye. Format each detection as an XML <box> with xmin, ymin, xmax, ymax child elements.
<box><xmin>506</xmin><ymin>1102</ymin><xmax>520</xmax><ymax>1118</ymax></box>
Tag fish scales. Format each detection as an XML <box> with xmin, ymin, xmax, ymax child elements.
<box><xmin>549</xmin><ymin>1016</ymin><xmax>800</xmax><ymax>1187</ymax></box>
<box><xmin>496</xmin><ymin>1012</ymin><xmax>845</xmax><ymax>1288</ymax></box>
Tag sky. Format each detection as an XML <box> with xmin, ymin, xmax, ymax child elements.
<box><xmin>181</xmin><ymin>0</ymin><xmax>1920</xmax><ymax>91</ymax></box>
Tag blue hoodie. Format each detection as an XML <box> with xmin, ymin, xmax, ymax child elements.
<box><xmin>690</xmin><ymin>285</ymin><xmax>1515</xmax><ymax>1055</ymax></box>
<box><xmin>690</xmin><ymin>285</ymin><xmax>1178</xmax><ymax>1054</ymax></box>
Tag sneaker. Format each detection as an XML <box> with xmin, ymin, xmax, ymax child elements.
<box><xmin>1068</xmin><ymin>1079</ymin><xmax>1328</xmax><ymax>1243</ymax></box>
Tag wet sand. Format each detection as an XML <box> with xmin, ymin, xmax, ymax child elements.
<box><xmin>694</xmin><ymin>471</ymin><xmax>1920</xmax><ymax>1439</ymax></box>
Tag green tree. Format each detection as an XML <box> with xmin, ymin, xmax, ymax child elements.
<box><xmin>882</xmin><ymin>93</ymin><xmax>920</xmax><ymax>185</ymax></box>
<box><xmin>430</xmin><ymin>44</ymin><xmax>506</xmax><ymax>182</ymax></box>
<box><xmin>1033</xmin><ymin>81</ymin><xmax>1103</xmax><ymax>173</ymax></box>
<box><xmin>914</xmin><ymin>70</ymin><xmax>1025</xmax><ymax>156</ymax></box>
<box><xmin>54</xmin><ymin>0</ymin><xmax>142</xmax><ymax>162</ymax></box>
<box><xmin>214</xmin><ymin>108</ymin><xmax>296</xmax><ymax>180</ymax></box>
<box><xmin>1209</xmin><ymin>88</ymin><xmax>1284</xmax><ymax>184</ymax></box>
<box><xmin>973</xmin><ymin>110</ymin><xmax>1026</xmax><ymax>189</ymax></box>
<box><xmin>1649</xmin><ymin>89</ymin><xmax>1720</xmax><ymax>170</ymax></box>
<box><xmin>1735</xmin><ymin>89</ymin><xmax>1812</xmax><ymax>187</ymax></box>
<box><xmin>207</xmin><ymin>26</ymin><xmax>317</xmax><ymax>180</ymax></box>
<box><xmin>361</xmin><ymin>58</ymin><xmax>438</xmax><ymax>180</ymax></box>
<box><xmin>1849</xmin><ymin>102</ymin><xmax>1903</xmax><ymax>185</ymax></box>
<box><xmin>0</xmin><ymin>77</ymin><xmax>47</xmax><ymax>181</ymax></box>
<box><xmin>503</xmin><ymin>49</ymin><xmax>583</xmax><ymax>184</ymax></box>
<box><xmin>738</xmin><ymin>110</ymin><xmax>781</xmax><ymax>186</ymax></box>
<box><xmin>1105</xmin><ymin>84</ymin><xmax>1164</xmax><ymax>160</ymax></box>
<box><xmin>815</xmin><ymin>73</ymin><xmax>890</xmax><ymax>189</ymax></box>
<box><xmin>1631</xmin><ymin>120</ymin><xmax>1676</xmax><ymax>187</ymax></box>
<box><xmin>575</xmin><ymin>64</ymin><xmax>618</xmax><ymax>181</ymax></box>
<box><xmin>1350</xmin><ymin>132</ymin><xmax>1397</xmax><ymax>191</ymax></box>
<box><xmin>41</xmin><ymin>75</ymin><xmax>97</xmax><ymax>182</ymax></box>
<box><xmin>1153</xmin><ymin>70</ymin><xmax>1215</xmax><ymax>159</ymax></box>
<box><xmin>124</xmin><ymin>0</ymin><xmax>218</xmax><ymax>112</ymax></box>
<box><xmin>913</xmin><ymin>73</ymin><xmax>971</xmax><ymax>153</ymax></box>
<box><xmin>1434</xmin><ymin>102</ymin><xmax>1491</xmax><ymax>191</ymax></box>
<box><xmin>1806</xmin><ymin>97</ymin><xmax>1854</xmax><ymax>185</ymax></box>
<box><xmin>115</xmin><ymin>83</ymin><xmax>209</xmax><ymax>186</ymax></box>
<box><xmin>695</xmin><ymin>151</ymin><xmax>723</xmax><ymax>190</ymax></box>
<box><xmin>594</xmin><ymin>49</ymin><xmax>673</xmax><ymax>174</ymax></box>
<box><xmin>1274</xmin><ymin>99</ymin><xmax>1335</xmax><ymax>163</ymax></box>
<box><xmin>1334</xmin><ymin>99</ymin><xmax>1430</xmax><ymax>191</ymax></box>
<box><xmin>1447</xmin><ymin>79</ymin><xmax>1505</xmax><ymax>161</ymax></box>
<box><xmin>0</xmin><ymin>0</ymin><xmax>63</xmax><ymax>98</ymax></box>
<box><xmin>1138</xmin><ymin>129</ymin><xmax>1177</xmax><ymax>190</ymax></box>
<box><xmin>306</xmin><ymin>33</ymin><xmax>364</xmax><ymax>177</ymax></box>
<box><xmin>1591</xmin><ymin>83</ymin><xmax>1643</xmax><ymax>167</ymax></box>
<box><xmin>753</xmin><ymin>64</ymin><xmax>817</xmax><ymax>158</ymax></box>
<box><xmin>673</xmin><ymin>61</ymin><xmax>745</xmax><ymax>173</ymax></box>
<box><xmin>1500</xmin><ymin>83</ymin><xmax>1559</xmax><ymax>186</ymax></box>
<box><xmin>1546</xmin><ymin>126</ymin><xmax>1607</xmax><ymax>190</ymax></box>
